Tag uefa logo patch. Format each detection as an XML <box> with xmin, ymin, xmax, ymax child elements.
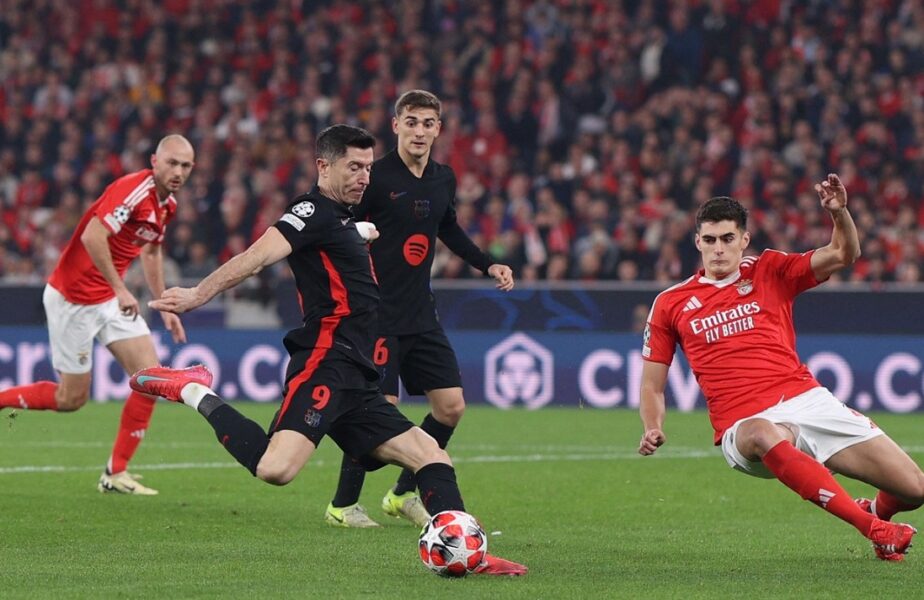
<box><xmin>292</xmin><ymin>201</ymin><xmax>315</xmax><ymax>218</ymax></box>
<box><xmin>484</xmin><ymin>332</ymin><xmax>554</xmax><ymax>409</ymax></box>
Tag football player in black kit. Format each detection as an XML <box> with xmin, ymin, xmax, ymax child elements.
<box><xmin>324</xmin><ymin>91</ymin><xmax>515</xmax><ymax>529</ymax></box>
<box><xmin>130</xmin><ymin>124</ymin><xmax>526</xmax><ymax>576</ymax></box>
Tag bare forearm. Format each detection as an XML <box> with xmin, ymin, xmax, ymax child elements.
<box><xmin>193</xmin><ymin>247</ymin><xmax>267</xmax><ymax>305</ymax></box>
<box><xmin>83</xmin><ymin>235</ymin><xmax>127</xmax><ymax>293</ymax></box>
<box><xmin>141</xmin><ymin>250</ymin><xmax>166</xmax><ymax>298</ymax></box>
<box><xmin>639</xmin><ymin>392</ymin><xmax>665</xmax><ymax>431</ymax></box>
<box><xmin>829</xmin><ymin>208</ymin><xmax>860</xmax><ymax>263</ymax></box>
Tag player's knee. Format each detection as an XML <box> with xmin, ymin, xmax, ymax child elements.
<box><xmin>432</xmin><ymin>398</ymin><xmax>465</xmax><ymax>427</ymax></box>
<box><xmin>431</xmin><ymin>395</ymin><xmax>465</xmax><ymax>427</ymax></box>
<box><xmin>55</xmin><ymin>387</ymin><xmax>89</xmax><ymax>412</ymax></box>
<box><xmin>736</xmin><ymin>419</ymin><xmax>786</xmax><ymax>459</ymax></box>
<box><xmin>255</xmin><ymin>459</ymin><xmax>299</xmax><ymax>486</ymax></box>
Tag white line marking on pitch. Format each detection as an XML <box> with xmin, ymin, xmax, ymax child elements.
<box><xmin>4</xmin><ymin>445</ymin><xmax>924</xmax><ymax>475</ymax></box>
<box><xmin>0</xmin><ymin>450</ymin><xmax>719</xmax><ymax>475</ymax></box>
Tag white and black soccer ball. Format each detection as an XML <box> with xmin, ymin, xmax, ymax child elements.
<box><xmin>418</xmin><ymin>510</ymin><xmax>487</xmax><ymax>577</ymax></box>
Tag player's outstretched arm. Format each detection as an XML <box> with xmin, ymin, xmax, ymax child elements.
<box><xmin>810</xmin><ymin>173</ymin><xmax>861</xmax><ymax>281</ymax></box>
<box><xmin>150</xmin><ymin>227</ymin><xmax>293</xmax><ymax>314</ymax></box>
<box><xmin>487</xmin><ymin>263</ymin><xmax>515</xmax><ymax>291</ymax></box>
<box><xmin>639</xmin><ymin>360</ymin><xmax>669</xmax><ymax>456</ymax></box>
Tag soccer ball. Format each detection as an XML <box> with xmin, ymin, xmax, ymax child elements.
<box><xmin>418</xmin><ymin>510</ymin><xmax>487</xmax><ymax>577</ymax></box>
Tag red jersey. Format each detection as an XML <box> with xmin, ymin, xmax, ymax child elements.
<box><xmin>643</xmin><ymin>249</ymin><xmax>822</xmax><ymax>443</ymax></box>
<box><xmin>48</xmin><ymin>169</ymin><xmax>176</xmax><ymax>305</ymax></box>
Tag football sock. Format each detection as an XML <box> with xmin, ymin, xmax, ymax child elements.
<box><xmin>0</xmin><ymin>381</ymin><xmax>58</xmax><ymax>410</ymax></box>
<box><xmin>394</xmin><ymin>413</ymin><xmax>456</xmax><ymax>495</ymax></box>
<box><xmin>180</xmin><ymin>382</ymin><xmax>214</xmax><ymax>412</ymax></box>
<box><xmin>201</xmin><ymin>400</ymin><xmax>269</xmax><ymax>476</ymax></box>
<box><xmin>763</xmin><ymin>440</ymin><xmax>876</xmax><ymax>536</ymax></box>
<box><xmin>871</xmin><ymin>491</ymin><xmax>922</xmax><ymax>521</ymax></box>
<box><xmin>332</xmin><ymin>454</ymin><xmax>367</xmax><ymax>507</ymax></box>
<box><xmin>415</xmin><ymin>462</ymin><xmax>464</xmax><ymax>514</ymax></box>
<box><xmin>107</xmin><ymin>391</ymin><xmax>156</xmax><ymax>474</ymax></box>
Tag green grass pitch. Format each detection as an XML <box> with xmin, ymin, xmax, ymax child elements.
<box><xmin>2</xmin><ymin>403</ymin><xmax>923</xmax><ymax>599</ymax></box>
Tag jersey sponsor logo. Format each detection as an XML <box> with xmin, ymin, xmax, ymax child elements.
<box><xmin>279</xmin><ymin>213</ymin><xmax>306</xmax><ymax>231</ymax></box>
<box><xmin>736</xmin><ymin>279</ymin><xmax>754</xmax><ymax>295</ymax></box>
<box><xmin>403</xmin><ymin>234</ymin><xmax>430</xmax><ymax>266</ymax></box>
<box><xmin>389</xmin><ymin>191</ymin><xmax>407</xmax><ymax>200</ymax></box>
<box><xmin>682</xmin><ymin>296</ymin><xmax>703</xmax><ymax>312</ymax></box>
<box><xmin>484</xmin><ymin>332</ymin><xmax>554</xmax><ymax>409</ymax></box>
<box><xmin>689</xmin><ymin>301</ymin><xmax>761</xmax><ymax>344</ymax></box>
<box><xmin>291</xmin><ymin>201</ymin><xmax>315</xmax><ymax>218</ymax></box>
<box><xmin>134</xmin><ymin>225</ymin><xmax>159</xmax><ymax>242</ymax></box>
<box><xmin>414</xmin><ymin>199</ymin><xmax>430</xmax><ymax>219</ymax></box>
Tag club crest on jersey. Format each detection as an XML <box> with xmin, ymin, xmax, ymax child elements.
<box><xmin>736</xmin><ymin>279</ymin><xmax>753</xmax><ymax>295</ymax></box>
<box><xmin>414</xmin><ymin>199</ymin><xmax>430</xmax><ymax>219</ymax></box>
<box><xmin>304</xmin><ymin>409</ymin><xmax>322</xmax><ymax>428</ymax></box>
<box><xmin>292</xmin><ymin>201</ymin><xmax>315</xmax><ymax>218</ymax></box>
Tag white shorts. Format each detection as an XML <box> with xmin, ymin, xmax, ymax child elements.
<box><xmin>721</xmin><ymin>387</ymin><xmax>884</xmax><ymax>478</ymax></box>
<box><xmin>43</xmin><ymin>284</ymin><xmax>151</xmax><ymax>374</ymax></box>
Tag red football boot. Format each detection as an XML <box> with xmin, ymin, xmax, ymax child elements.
<box><xmin>868</xmin><ymin>519</ymin><xmax>916</xmax><ymax>561</ymax></box>
<box><xmin>473</xmin><ymin>554</ymin><xmax>528</xmax><ymax>576</ymax></box>
<box><xmin>130</xmin><ymin>365</ymin><xmax>213</xmax><ymax>402</ymax></box>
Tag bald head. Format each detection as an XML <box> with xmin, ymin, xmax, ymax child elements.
<box><xmin>155</xmin><ymin>134</ymin><xmax>195</xmax><ymax>157</ymax></box>
<box><xmin>151</xmin><ymin>134</ymin><xmax>195</xmax><ymax>199</ymax></box>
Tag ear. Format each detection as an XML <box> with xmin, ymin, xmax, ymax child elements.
<box><xmin>150</xmin><ymin>153</ymin><xmax>157</xmax><ymax>168</ymax></box>
<box><xmin>433</xmin><ymin>119</ymin><xmax>442</xmax><ymax>137</ymax></box>
<box><xmin>742</xmin><ymin>230</ymin><xmax>751</xmax><ymax>249</ymax></box>
<box><xmin>316</xmin><ymin>158</ymin><xmax>328</xmax><ymax>178</ymax></box>
<box><xmin>694</xmin><ymin>233</ymin><xmax>702</xmax><ymax>251</ymax></box>
<box><xmin>391</xmin><ymin>116</ymin><xmax>399</xmax><ymax>134</ymax></box>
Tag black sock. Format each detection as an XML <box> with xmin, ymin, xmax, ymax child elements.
<box><xmin>415</xmin><ymin>463</ymin><xmax>464</xmax><ymax>514</ymax></box>
<box><xmin>332</xmin><ymin>454</ymin><xmax>366</xmax><ymax>507</ymax></box>
<box><xmin>203</xmin><ymin>402</ymin><xmax>270</xmax><ymax>476</ymax></box>
<box><xmin>394</xmin><ymin>413</ymin><xmax>456</xmax><ymax>495</ymax></box>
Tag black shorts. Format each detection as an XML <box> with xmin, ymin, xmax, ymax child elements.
<box><xmin>270</xmin><ymin>349</ymin><xmax>414</xmax><ymax>470</ymax></box>
<box><xmin>374</xmin><ymin>327</ymin><xmax>462</xmax><ymax>396</ymax></box>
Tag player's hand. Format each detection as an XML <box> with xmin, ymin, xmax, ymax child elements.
<box><xmin>355</xmin><ymin>221</ymin><xmax>379</xmax><ymax>242</ymax></box>
<box><xmin>160</xmin><ymin>311</ymin><xmax>187</xmax><ymax>343</ymax></box>
<box><xmin>815</xmin><ymin>173</ymin><xmax>847</xmax><ymax>213</ymax></box>
<box><xmin>149</xmin><ymin>286</ymin><xmax>202</xmax><ymax>314</ymax></box>
<box><xmin>116</xmin><ymin>287</ymin><xmax>140</xmax><ymax>320</ymax></box>
<box><xmin>638</xmin><ymin>429</ymin><xmax>665</xmax><ymax>456</ymax></box>
<box><xmin>487</xmin><ymin>264</ymin><xmax>514</xmax><ymax>291</ymax></box>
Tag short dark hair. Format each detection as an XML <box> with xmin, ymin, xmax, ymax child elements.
<box><xmin>394</xmin><ymin>89</ymin><xmax>441</xmax><ymax>118</ymax></box>
<box><xmin>695</xmin><ymin>196</ymin><xmax>748</xmax><ymax>231</ymax></box>
<box><xmin>316</xmin><ymin>124</ymin><xmax>376</xmax><ymax>163</ymax></box>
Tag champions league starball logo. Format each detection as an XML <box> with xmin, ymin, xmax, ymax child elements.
<box><xmin>484</xmin><ymin>333</ymin><xmax>554</xmax><ymax>409</ymax></box>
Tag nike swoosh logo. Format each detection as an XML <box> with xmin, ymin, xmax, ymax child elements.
<box><xmin>330</xmin><ymin>513</ymin><xmax>344</xmax><ymax>523</ymax></box>
<box><xmin>136</xmin><ymin>375</ymin><xmax>169</xmax><ymax>385</ymax></box>
<box><xmin>389</xmin><ymin>191</ymin><xmax>407</xmax><ymax>200</ymax></box>
<box><xmin>341</xmin><ymin>218</ymin><xmax>351</xmax><ymax>225</ymax></box>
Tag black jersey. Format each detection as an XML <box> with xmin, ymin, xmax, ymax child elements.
<box><xmin>355</xmin><ymin>149</ymin><xmax>494</xmax><ymax>335</ymax></box>
<box><xmin>273</xmin><ymin>187</ymin><xmax>379</xmax><ymax>375</ymax></box>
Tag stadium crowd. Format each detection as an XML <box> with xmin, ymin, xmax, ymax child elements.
<box><xmin>1</xmin><ymin>0</ymin><xmax>923</xmax><ymax>288</ymax></box>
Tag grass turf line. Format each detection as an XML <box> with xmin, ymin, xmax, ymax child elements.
<box><xmin>1</xmin><ymin>403</ymin><xmax>922</xmax><ymax>599</ymax></box>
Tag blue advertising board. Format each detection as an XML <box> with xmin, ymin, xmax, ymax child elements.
<box><xmin>0</xmin><ymin>327</ymin><xmax>921</xmax><ymax>413</ymax></box>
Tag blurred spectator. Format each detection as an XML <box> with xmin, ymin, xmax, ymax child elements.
<box><xmin>0</xmin><ymin>0</ymin><xmax>922</xmax><ymax>287</ymax></box>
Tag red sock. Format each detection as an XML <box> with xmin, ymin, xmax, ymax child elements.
<box><xmin>762</xmin><ymin>440</ymin><xmax>876</xmax><ymax>536</ymax></box>
<box><xmin>0</xmin><ymin>381</ymin><xmax>58</xmax><ymax>410</ymax></box>
<box><xmin>872</xmin><ymin>491</ymin><xmax>922</xmax><ymax>521</ymax></box>
<box><xmin>107</xmin><ymin>392</ymin><xmax>156</xmax><ymax>474</ymax></box>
